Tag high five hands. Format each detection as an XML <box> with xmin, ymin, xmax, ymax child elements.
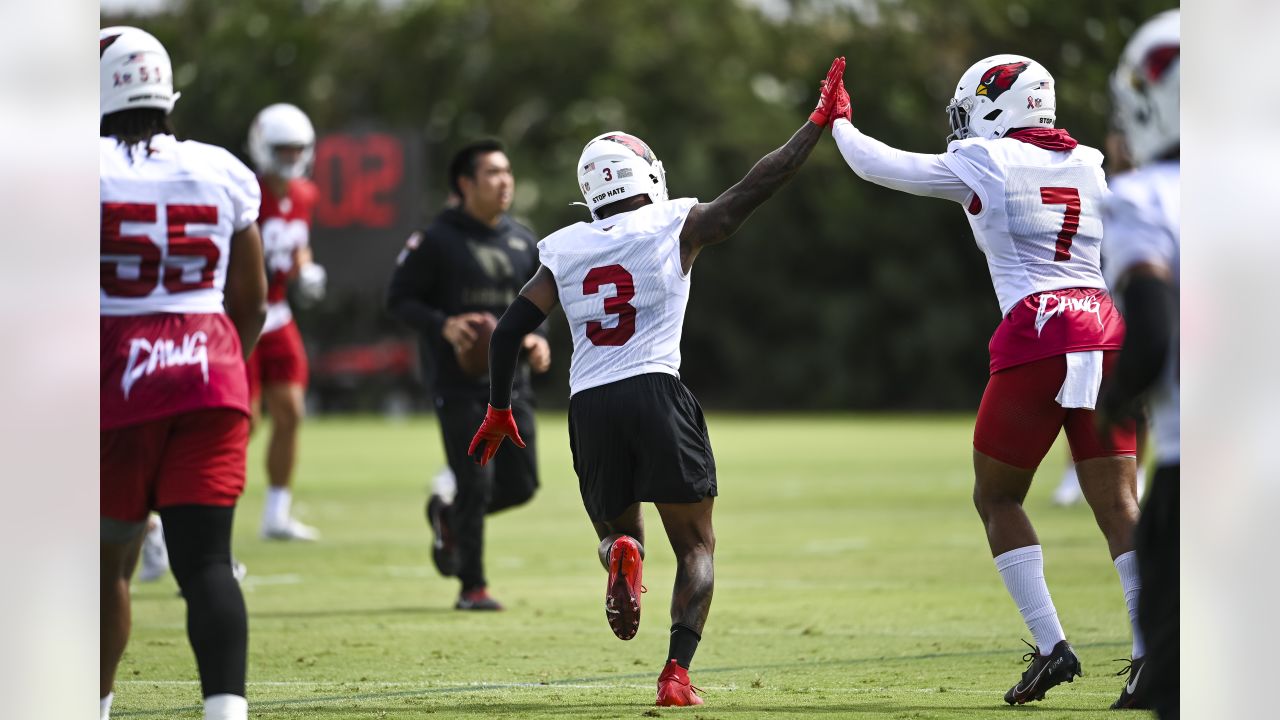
<box><xmin>809</xmin><ymin>56</ymin><xmax>852</xmax><ymax>128</ymax></box>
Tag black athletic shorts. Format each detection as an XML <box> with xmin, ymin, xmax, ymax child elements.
<box><xmin>568</xmin><ymin>373</ymin><xmax>717</xmax><ymax>522</ymax></box>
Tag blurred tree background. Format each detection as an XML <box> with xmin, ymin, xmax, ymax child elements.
<box><xmin>103</xmin><ymin>0</ymin><xmax>1177</xmax><ymax>411</ymax></box>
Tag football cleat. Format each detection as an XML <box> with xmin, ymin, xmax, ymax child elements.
<box><xmin>260</xmin><ymin>518</ymin><xmax>320</xmax><ymax>542</ymax></box>
<box><xmin>656</xmin><ymin>659</ymin><xmax>704</xmax><ymax>707</ymax></box>
<box><xmin>1110</xmin><ymin>656</ymin><xmax>1151</xmax><ymax>709</ymax></box>
<box><xmin>455</xmin><ymin>586</ymin><xmax>503</xmax><ymax>611</ymax></box>
<box><xmin>426</xmin><ymin>495</ymin><xmax>459</xmax><ymax>577</ymax></box>
<box><xmin>1004</xmin><ymin>639</ymin><xmax>1082</xmax><ymax>705</ymax></box>
<box><xmin>605</xmin><ymin>535</ymin><xmax>645</xmax><ymax>640</ymax></box>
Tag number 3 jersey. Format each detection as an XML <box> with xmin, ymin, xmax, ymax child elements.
<box><xmin>538</xmin><ymin>198</ymin><xmax>698</xmax><ymax>396</ymax></box>
<box><xmin>99</xmin><ymin>134</ymin><xmax>261</xmax><ymax>429</ymax></box>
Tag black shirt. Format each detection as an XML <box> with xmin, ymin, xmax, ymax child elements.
<box><xmin>387</xmin><ymin>208</ymin><xmax>541</xmax><ymax>398</ymax></box>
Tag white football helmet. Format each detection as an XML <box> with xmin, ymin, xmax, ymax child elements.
<box><xmin>100</xmin><ymin>26</ymin><xmax>180</xmax><ymax>119</ymax></box>
<box><xmin>576</xmin><ymin>132</ymin><xmax>667</xmax><ymax>219</ymax></box>
<box><xmin>945</xmin><ymin>54</ymin><xmax>1056</xmax><ymax>142</ymax></box>
<box><xmin>248</xmin><ymin>103</ymin><xmax>316</xmax><ymax>180</ymax></box>
<box><xmin>1112</xmin><ymin>10</ymin><xmax>1180</xmax><ymax>166</ymax></box>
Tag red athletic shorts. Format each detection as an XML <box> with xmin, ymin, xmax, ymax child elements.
<box><xmin>246</xmin><ymin>320</ymin><xmax>309</xmax><ymax>400</ymax></box>
<box><xmin>973</xmin><ymin>352</ymin><xmax>1137</xmax><ymax>469</ymax></box>
<box><xmin>100</xmin><ymin>408</ymin><xmax>249</xmax><ymax>523</ymax></box>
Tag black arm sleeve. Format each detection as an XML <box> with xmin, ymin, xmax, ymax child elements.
<box><xmin>488</xmin><ymin>295</ymin><xmax>548</xmax><ymax>408</ymax></box>
<box><xmin>1104</xmin><ymin>273</ymin><xmax>1175</xmax><ymax>412</ymax></box>
<box><xmin>386</xmin><ymin>238</ymin><xmax>447</xmax><ymax>338</ymax></box>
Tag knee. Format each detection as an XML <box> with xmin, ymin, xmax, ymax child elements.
<box><xmin>272</xmin><ymin>404</ymin><xmax>302</xmax><ymax>432</ymax></box>
<box><xmin>973</xmin><ymin>483</ymin><xmax>1020</xmax><ymax>521</ymax></box>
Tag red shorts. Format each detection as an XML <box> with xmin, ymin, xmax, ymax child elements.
<box><xmin>246</xmin><ymin>320</ymin><xmax>309</xmax><ymax>400</ymax></box>
<box><xmin>100</xmin><ymin>408</ymin><xmax>249</xmax><ymax>523</ymax></box>
<box><xmin>973</xmin><ymin>352</ymin><xmax>1137</xmax><ymax>469</ymax></box>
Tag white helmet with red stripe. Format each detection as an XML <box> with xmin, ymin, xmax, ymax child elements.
<box><xmin>576</xmin><ymin>132</ymin><xmax>667</xmax><ymax>219</ymax></box>
<box><xmin>99</xmin><ymin>26</ymin><xmax>180</xmax><ymax>119</ymax></box>
<box><xmin>248</xmin><ymin>103</ymin><xmax>316</xmax><ymax>180</ymax></box>
<box><xmin>945</xmin><ymin>54</ymin><xmax>1056</xmax><ymax>142</ymax></box>
<box><xmin>1112</xmin><ymin>10</ymin><xmax>1180</xmax><ymax>166</ymax></box>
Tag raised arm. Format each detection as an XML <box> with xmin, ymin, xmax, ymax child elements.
<box><xmin>469</xmin><ymin>265</ymin><xmax>560</xmax><ymax>465</ymax></box>
<box><xmin>678</xmin><ymin>57</ymin><xmax>847</xmax><ymax>272</ymax></box>
<box><xmin>831</xmin><ymin>119</ymin><xmax>972</xmax><ymax>203</ymax></box>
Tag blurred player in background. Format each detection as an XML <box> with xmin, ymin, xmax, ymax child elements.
<box><xmin>469</xmin><ymin>58</ymin><xmax>849</xmax><ymax>707</ymax></box>
<box><xmin>246</xmin><ymin>103</ymin><xmax>327</xmax><ymax>541</ymax></box>
<box><xmin>387</xmin><ymin>139</ymin><xmax>549</xmax><ymax>610</ymax></box>
<box><xmin>1098</xmin><ymin>10</ymin><xmax>1180</xmax><ymax>716</ymax></box>
<box><xmin>829</xmin><ymin>55</ymin><xmax>1145</xmax><ymax>706</ymax></box>
<box><xmin>100</xmin><ymin>26</ymin><xmax>265</xmax><ymax>720</ymax></box>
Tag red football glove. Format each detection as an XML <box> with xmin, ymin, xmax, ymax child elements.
<box><xmin>830</xmin><ymin>75</ymin><xmax>852</xmax><ymax>125</ymax></box>
<box><xmin>808</xmin><ymin>56</ymin><xmax>847</xmax><ymax>127</ymax></box>
<box><xmin>468</xmin><ymin>405</ymin><xmax>525</xmax><ymax>466</ymax></box>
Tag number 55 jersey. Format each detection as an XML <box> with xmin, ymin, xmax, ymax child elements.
<box><xmin>100</xmin><ymin>134</ymin><xmax>261</xmax><ymax>429</ymax></box>
<box><xmin>537</xmin><ymin>198</ymin><xmax>698</xmax><ymax>395</ymax></box>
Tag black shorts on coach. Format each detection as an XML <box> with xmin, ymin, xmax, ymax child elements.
<box><xmin>568</xmin><ymin>372</ymin><xmax>717</xmax><ymax>522</ymax></box>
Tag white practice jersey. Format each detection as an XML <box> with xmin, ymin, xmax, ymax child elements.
<box><xmin>834</xmin><ymin>119</ymin><xmax>1109</xmax><ymax>315</ymax></box>
<box><xmin>538</xmin><ymin>198</ymin><xmax>698</xmax><ymax>395</ymax></box>
<box><xmin>1103</xmin><ymin>161</ymin><xmax>1180</xmax><ymax>464</ymax></box>
<box><xmin>100</xmin><ymin>134</ymin><xmax>261</xmax><ymax>316</ymax></box>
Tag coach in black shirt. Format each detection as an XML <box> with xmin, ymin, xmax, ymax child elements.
<box><xmin>387</xmin><ymin>139</ymin><xmax>549</xmax><ymax>610</ymax></box>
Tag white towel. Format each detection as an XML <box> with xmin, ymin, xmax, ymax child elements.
<box><xmin>1056</xmin><ymin>351</ymin><xmax>1103</xmax><ymax>409</ymax></box>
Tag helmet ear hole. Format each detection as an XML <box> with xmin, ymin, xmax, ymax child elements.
<box><xmin>983</xmin><ymin>109</ymin><xmax>1002</xmax><ymax>121</ymax></box>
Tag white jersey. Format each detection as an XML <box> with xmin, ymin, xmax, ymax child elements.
<box><xmin>833</xmin><ymin>119</ymin><xmax>1109</xmax><ymax>315</ymax></box>
<box><xmin>538</xmin><ymin>198</ymin><xmax>698</xmax><ymax>395</ymax></box>
<box><xmin>100</xmin><ymin>134</ymin><xmax>261</xmax><ymax>316</ymax></box>
<box><xmin>1103</xmin><ymin>161</ymin><xmax>1180</xmax><ymax>464</ymax></box>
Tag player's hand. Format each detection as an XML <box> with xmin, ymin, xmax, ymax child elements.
<box><xmin>808</xmin><ymin>56</ymin><xmax>847</xmax><ymax>127</ymax></box>
<box><xmin>468</xmin><ymin>405</ymin><xmax>526</xmax><ymax>466</ymax></box>
<box><xmin>443</xmin><ymin>313</ymin><xmax>485</xmax><ymax>351</ymax></box>
<box><xmin>830</xmin><ymin>73</ymin><xmax>852</xmax><ymax>125</ymax></box>
<box><xmin>522</xmin><ymin>334</ymin><xmax>551</xmax><ymax>373</ymax></box>
<box><xmin>297</xmin><ymin>262</ymin><xmax>327</xmax><ymax>303</ymax></box>
<box><xmin>1094</xmin><ymin>381</ymin><xmax>1142</xmax><ymax>438</ymax></box>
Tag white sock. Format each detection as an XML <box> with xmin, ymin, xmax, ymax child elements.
<box><xmin>1113</xmin><ymin>550</ymin><xmax>1145</xmax><ymax>657</ymax></box>
<box><xmin>264</xmin><ymin>487</ymin><xmax>292</xmax><ymax>528</ymax></box>
<box><xmin>432</xmin><ymin>466</ymin><xmax>457</xmax><ymax>505</ymax></box>
<box><xmin>101</xmin><ymin>692</ymin><xmax>113</xmax><ymax>720</ymax></box>
<box><xmin>995</xmin><ymin>545</ymin><xmax>1067</xmax><ymax>654</ymax></box>
<box><xmin>204</xmin><ymin>693</ymin><xmax>248</xmax><ymax>720</ymax></box>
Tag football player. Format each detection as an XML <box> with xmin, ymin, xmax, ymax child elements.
<box><xmin>469</xmin><ymin>58</ymin><xmax>849</xmax><ymax>707</ymax></box>
<box><xmin>827</xmin><ymin>56</ymin><xmax>1143</xmax><ymax>705</ymax></box>
<box><xmin>1097</xmin><ymin>10</ymin><xmax>1180</xmax><ymax>715</ymax></box>
<box><xmin>246</xmin><ymin>103</ymin><xmax>327</xmax><ymax>541</ymax></box>
<box><xmin>100</xmin><ymin>27</ymin><xmax>266</xmax><ymax>720</ymax></box>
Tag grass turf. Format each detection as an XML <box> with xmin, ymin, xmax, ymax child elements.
<box><xmin>114</xmin><ymin>413</ymin><xmax>1141</xmax><ymax>719</ymax></box>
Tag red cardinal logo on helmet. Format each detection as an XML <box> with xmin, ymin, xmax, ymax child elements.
<box><xmin>976</xmin><ymin>61</ymin><xmax>1030</xmax><ymax>101</ymax></box>
<box><xmin>602</xmin><ymin>134</ymin><xmax>654</xmax><ymax>164</ymax></box>
<box><xmin>100</xmin><ymin>34</ymin><xmax>122</xmax><ymax>57</ymax></box>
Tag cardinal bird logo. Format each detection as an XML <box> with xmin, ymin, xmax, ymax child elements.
<box><xmin>100</xmin><ymin>34</ymin><xmax>121</xmax><ymax>57</ymax></box>
<box><xmin>602</xmin><ymin>134</ymin><xmax>655</xmax><ymax>164</ymax></box>
<box><xmin>976</xmin><ymin>61</ymin><xmax>1029</xmax><ymax>101</ymax></box>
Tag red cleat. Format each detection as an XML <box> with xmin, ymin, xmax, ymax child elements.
<box><xmin>656</xmin><ymin>659</ymin><xmax>704</xmax><ymax>707</ymax></box>
<box><xmin>605</xmin><ymin>535</ymin><xmax>644</xmax><ymax>640</ymax></box>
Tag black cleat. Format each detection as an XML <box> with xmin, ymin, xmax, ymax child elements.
<box><xmin>426</xmin><ymin>495</ymin><xmax>459</xmax><ymax>577</ymax></box>
<box><xmin>1004</xmin><ymin>639</ymin><xmax>1083</xmax><ymax>705</ymax></box>
<box><xmin>1110</xmin><ymin>656</ymin><xmax>1151</xmax><ymax>709</ymax></box>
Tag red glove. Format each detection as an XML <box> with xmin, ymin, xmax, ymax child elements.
<box><xmin>830</xmin><ymin>75</ymin><xmax>852</xmax><ymax>125</ymax></box>
<box><xmin>468</xmin><ymin>405</ymin><xmax>526</xmax><ymax>466</ymax></box>
<box><xmin>808</xmin><ymin>56</ymin><xmax>847</xmax><ymax>127</ymax></box>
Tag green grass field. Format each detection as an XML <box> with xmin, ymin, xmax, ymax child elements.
<box><xmin>115</xmin><ymin>414</ymin><xmax>1144</xmax><ymax>719</ymax></box>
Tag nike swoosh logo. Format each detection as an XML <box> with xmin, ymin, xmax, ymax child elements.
<box><xmin>1126</xmin><ymin>664</ymin><xmax>1144</xmax><ymax>694</ymax></box>
<box><xmin>1013</xmin><ymin>661</ymin><xmax>1053</xmax><ymax>699</ymax></box>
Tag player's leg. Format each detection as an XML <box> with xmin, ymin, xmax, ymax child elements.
<box><xmin>259</xmin><ymin>323</ymin><xmax>316</xmax><ymax>541</ymax></box>
<box><xmin>595</xmin><ymin>503</ymin><xmax>646</xmax><ymax>641</ymax></box>
<box><xmin>1138</xmin><ymin>464</ymin><xmax>1179</xmax><ymax>718</ymax></box>
<box><xmin>155</xmin><ymin>409</ymin><xmax>251</xmax><ymax>719</ymax></box>
<box><xmin>972</xmin><ymin>357</ymin><xmax>1082</xmax><ymax>704</ymax></box>
<box><xmin>100</xmin><ymin>421</ymin><xmax>166</xmax><ymax>715</ymax></box>
<box><xmin>436</xmin><ymin>394</ymin><xmax>500</xmax><ymax>609</ymax></box>
<box><xmin>653</xmin><ymin>498</ymin><xmax>714</xmax><ymax>707</ymax></box>
<box><xmin>259</xmin><ymin>382</ymin><xmax>316</xmax><ymax>540</ymax></box>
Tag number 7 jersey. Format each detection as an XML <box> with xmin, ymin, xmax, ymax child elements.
<box><xmin>941</xmin><ymin>136</ymin><xmax>1109</xmax><ymax>316</ymax></box>
<box><xmin>538</xmin><ymin>198</ymin><xmax>698</xmax><ymax>396</ymax></box>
